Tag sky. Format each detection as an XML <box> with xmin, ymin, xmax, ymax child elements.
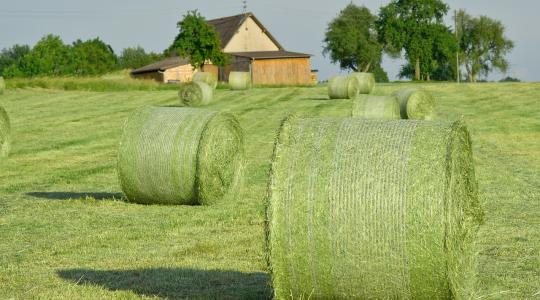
<box><xmin>0</xmin><ymin>0</ymin><xmax>538</xmax><ymax>82</ymax></box>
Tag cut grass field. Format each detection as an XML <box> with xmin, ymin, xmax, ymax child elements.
<box><xmin>0</xmin><ymin>82</ymin><xmax>538</xmax><ymax>299</ymax></box>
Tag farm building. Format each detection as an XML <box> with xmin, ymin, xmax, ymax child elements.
<box><xmin>131</xmin><ymin>12</ymin><xmax>315</xmax><ymax>85</ymax></box>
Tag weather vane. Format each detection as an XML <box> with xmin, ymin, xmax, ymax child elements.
<box><xmin>242</xmin><ymin>0</ymin><xmax>247</xmax><ymax>13</ymax></box>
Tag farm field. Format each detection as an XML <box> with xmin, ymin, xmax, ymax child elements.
<box><xmin>0</xmin><ymin>83</ymin><xmax>539</xmax><ymax>299</ymax></box>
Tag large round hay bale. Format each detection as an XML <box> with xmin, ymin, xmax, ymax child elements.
<box><xmin>192</xmin><ymin>71</ymin><xmax>218</xmax><ymax>89</ymax></box>
<box><xmin>117</xmin><ymin>106</ymin><xmax>244</xmax><ymax>205</ymax></box>
<box><xmin>352</xmin><ymin>95</ymin><xmax>401</xmax><ymax>120</ymax></box>
<box><xmin>327</xmin><ymin>75</ymin><xmax>360</xmax><ymax>99</ymax></box>
<box><xmin>179</xmin><ymin>81</ymin><xmax>214</xmax><ymax>107</ymax></box>
<box><xmin>229</xmin><ymin>72</ymin><xmax>251</xmax><ymax>90</ymax></box>
<box><xmin>0</xmin><ymin>76</ymin><xmax>5</xmax><ymax>95</ymax></box>
<box><xmin>0</xmin><ymin>106</ymin><xmax>10</xmax><ymax>158</ymax></box>
<box><xmin>266</xmin><ymin>117</ymin><xmax>484</xmax><ymax>299</ymax></box>
<box><xmin>350</xmin><ymin>72</ymin><xmax>375</xmax><ymax>94</ymax></box>
<box><xmin>394</xmin><ymin>88</ymin><xmax>436</xmax><ymax>120</ymax></box>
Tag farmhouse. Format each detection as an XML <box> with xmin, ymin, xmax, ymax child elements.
<box><xmin>131</xmin><ymin>12</ymin><xmax>315</xmax><ymax>85</ymax></box>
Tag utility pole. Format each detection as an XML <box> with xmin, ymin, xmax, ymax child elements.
<box><xmin>455</xmin><ymin>10</ymin><xmax>460</xmax><ymax>83</ymax></box>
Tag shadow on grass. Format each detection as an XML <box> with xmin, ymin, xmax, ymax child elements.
<box><xmin>26</xmin><ymin>192</ymin><xmax>123</xmax><ymax>200</ymax></box>
<box><xmin>57</xmin><ymin>268</ymin><xmax>271</xmax><ymax>299</ymax></box>
<box><xmin>300</xmin><ymin>96</ymin><xmax>330</xmax><ymax>101</ymax></box>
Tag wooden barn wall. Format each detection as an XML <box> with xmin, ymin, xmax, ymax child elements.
<box><xmin>163</xmin><ymin>64</ymin><xmax>195</xmax><ymax>83</ymax></box>
<box><xmin>219</xmin><ymin>56</ymin><xmax>251</xmax><ymax>82</ymax></box>
<box><xmin>202</xmin><ymin>64</ymin><xmax>219</xmax><ymax>78</ymax></box>
<box><xmin>252</xmin><ymin>58</ymin><xmax>311</xmax><ymax>85</ymax></box>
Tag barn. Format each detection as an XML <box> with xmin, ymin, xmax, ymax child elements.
<box><xmin>131</xmin><ymin>12</ymin><xmax>315</xmax><ymax>85</ymax></box>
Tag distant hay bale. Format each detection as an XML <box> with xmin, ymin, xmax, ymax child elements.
<box><xmin>266</xmin><ymin>117</ymin><xmax>484</xmax><ymax>299</ymax></box>
<box><xmin>0</xmin><ymin>105</ymin><xmax>10</xmax><ymax>158</ymax></box>
<box><xmin>350</xmin><ymin>72</ymin><xmax>375</xmax><ymax>94</ymax></box>
<box><xmin>0</xmin><ymin>77</ymin><xmax>5</xmax><ymax>95</ymax></box>
<box><xmin>117</xmin><ymin>106</ymin><xmax>244</xmax><ymax>205</ymax></box>
<box><xmin>193</xmin><ymin>72</ymin><xmax>218</xmax><ymax>89</ymax></box>
<box><xmin>229</xmin><ymin>72</ymin><xmax>252</xmax><ymax>90</ymax></box>
<box><xmin>394</xmin><ymin>88</ymin><xmax>436</xmax><ymax>120</ymax></box>
<box><xmin>179</xmin><ymin>81</ymin><xmax>214</xmax><ymax>107</ymax></box>
<box><xmin>352</xmin><ymin>95</ymin><xmax>401</xmax><ymax>120</ymax></box>
<box><xmin>327</xmin><ymin>75</ymin><xmax>360</xmax><ymax>99</ymax></box>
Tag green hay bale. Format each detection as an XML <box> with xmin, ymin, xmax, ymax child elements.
<box><xmin>350</xmin><ymin>72</ymin><xmax>375</xmax><ymax>94</ymax></box>
<box><xmin>0</xmin><ymin>106</ymin><xmax>10</xmax><ymax>158</ymax></box>
<box><xmin>192</xmin><ymin>72</ymin><xmax>218</xmax><ymax>89</ymax></box>
<box><xmin>394</xmin><ymin>88</ymin><xmax>436</xmax><ymax>120</ymax></box>
<box><xmin>328</xmin><ymin>75</ymin><xmax>360</xmax><ymax>99</ymax></box>
<box><xmin>179</xmin><ymin>81</ymin><xmax>214</xmax><ymax>107</ymax></box>
<box><xmin>0</xmin><ymin>76</ymin><xmax>5</xmax><ymax>95</ymax></box>
<box><xmin>352</xmin><ymin>95</ymin><xmax>401</xmax><ymax>120</ymax></box>
<box><xmin>229</xmin><ymin>72</ymin><xmax>252</xmax><ymax>90</ymax></box>
<box><xmin>117</xmin><ymin>106</ymin><xmax>244</xmax><ymax>205</ymax></box>
<box><xmin>266</xmin><ymin>117</ymin><xmax>483</xmax><ymax>299</ymax></box>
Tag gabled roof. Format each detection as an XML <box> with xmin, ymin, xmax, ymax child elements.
<box><xmin>207</xmin><ymin>12</ymin><xmax>284</xmax><ymax>50</ymax></box>
<box><xmin>230</xmin><ymin>50</ymin><xmax>311</xmax><ymax>60</ymax></box>
<box><xmin>131</xmin><ymin>56</ymin><xmax>190</xmax><ymax>75</ymax></box>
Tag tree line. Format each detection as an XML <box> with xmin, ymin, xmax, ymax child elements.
<box><xmin>323</xmin><ymin>0</ymin><xmax>514</xmax><ymax>82</ymax></box>
<box><xmin>0</xmin><ymin>34</ymin><xmax>163</xmax><ymax>78</ymax></box>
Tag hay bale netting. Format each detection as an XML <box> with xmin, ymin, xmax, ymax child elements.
<box><xmin>0</xmin><ymin>76</ymin><xmax>5</xmax><ymax>95</ymax></box>
<box><xmin>352</xmin><ymin>95</ymin><xmax>401</xmax><ymax>120</ymax></box>
<box><xmin>0</xmin><ymin>106</ymin><xmax>10</xmax><ymax>158</ymax></box>
<box><xmin>229</xmin><ymin>72</ymin><xmax>251</xmax><ymax>90</ymax></box>
<box><xmin>266</xmin><ymin>117</ymin><xmax>484</xmax><ymax>299</ymax></box>
<box><xmin>327</xmin><ymin>75</ymin><xmax>360</xmax><ymax>99</ymax></box>
<box><xmin>394</xmin><ymin>88</ymin><xmax>436</xmax><ymax>120</ymax></box>
<box><xmin>192</xmin><ymin>71</ymin><xmax>218</xmax><ymax>89</ymax></box>
<box><xmin>179</xmin><ymin>81</ymin><xmax>214</xmax><ymax>107</ymax></box>
<box><xmin>350</xmin><ymin>72</ymin><xmax>375</xmax><ymax>94</ymax></box>
<box><xmin>117</xmin><ymin>106</ymin><xmax>244</xmax><ymax>205</ymax></box>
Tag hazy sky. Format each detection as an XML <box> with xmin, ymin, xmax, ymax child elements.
<box><xmin>0</xmin><ymin>0</ymin><xmax>537</xmax><ymax>81</ymax></box>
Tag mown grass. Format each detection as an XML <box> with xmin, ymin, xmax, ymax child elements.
<box><xmin>0</xmin><ymin>82</ymin><xmax>538</xmax><ymax>299</ymax></box>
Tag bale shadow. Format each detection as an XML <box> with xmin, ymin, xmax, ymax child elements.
<box><xmin>300</xmin><ymin>96</ymin><xmax>330</xmax><ymax>101</ymax></box>
<box><xmin>26</xmin><ymin>192</ymin><xmax>123</xmax><ymax>201</ymax></box>
<box><xmin>57</xmin><ymin>267</ymin><xmax>271</xmax><ymax>299</ymax></box>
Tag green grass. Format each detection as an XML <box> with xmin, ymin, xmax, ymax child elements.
<box><xmin>0</xmin><ymin>82</ymin><xmax>538</xmax><ymax>299</ymax></box>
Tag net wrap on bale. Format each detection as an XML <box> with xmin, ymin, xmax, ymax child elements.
<box><xmin>179</xmin><ymin>81</ymin><xmax>214</xmax><ymax>107</ymax></box>
<box><xmin>0</xmin><ymin>106</ymin><xmax>10</xmax><ymax>158</ymax></box>
<box><xmin>266</xmin><ymin>117</ymin><xmax>484</xmax><ymax>299</ymax></box>
<box><xmin>352</xmin><ymin>95</ymin><xmax>401</xmax><ymax>120</ymax></box>
<box><xmin>193</xmin><ymin>72</ymin><xmax>218</xmax><ymax>89</ymax></box>
<box><xmin>350</xmin><ymin>72</ymin><xmax>375</xmax><ymax>94</ymax></box>
<box><xmin>229</xmin><ymin>72</ymin><xmax>252</xmax><ymax>90</ymax></box>
<box><xmin>117</xmin><ymin>106</ymin><xmax>244</xmax><ymax>205</ymax></box>
<box><xmin>328</xmin><ymin>75</ymin><xmax>360</xmax><ymax>99</ymax></box>
<box><xmin>394</xmin><ymin>88</ymin><xmax>436</xmax><ymax>120</ymax></box>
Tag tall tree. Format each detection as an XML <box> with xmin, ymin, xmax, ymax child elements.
<box><xmin>168</xmin><ymin>10</ymin><xmax>228</xmax><ymax>69</ymax></box>
<box><xmin>455</xmin><ymin>10</ymin><xmax>514</xmax><ymax>82</ymax></box>
<box><xmin>323</xmin><ymin>3</ymin><xmax>387</xmax><ymax>81</ymax></box>
<box><xmin>118</xmin><ymin>46</ymin><xmax>163</xmax><ymax>69</ymax></box>
<box><xmin>71</xmin><ymin>38</ymin><xmax>118</xmax><ymax>76</ymax></box>
<box><xmin>0</xmin><ymin>44</ymin><xmax>30</xmax><ymax>76</ymax></box>
<box><xmin>377</xmin><ymin>0</ymin><xmax>452</xmax><ymax>81</ymax></box>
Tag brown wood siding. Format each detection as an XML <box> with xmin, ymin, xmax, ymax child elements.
<box><xmin>220</xmin><ymin>56</ymin><xmax>251</xmax><ymax>82</ymax></box>
<box><xmin>202</xmin><ymin>64</ymin><xmax>219</xmax><ymax>78</ymax></box>
<box><xmin>251</xmin><ymin>58</ymin><xmax>311</xmax><ymax>85</ymax></box>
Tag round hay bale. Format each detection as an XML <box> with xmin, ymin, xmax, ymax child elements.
<box><xmin>327</xmin><ymin>75</ymin><xmax>360</xmax><ymax>99</ymax></box>
<box><xmin>117</xmin><ymin>106</ymin><xmax>244</xmax><ymax>205</ymax></box>
<box><xmin>192</xmin><ymin>71</ymin><xmax>218</xmax><ymax>89</ymax></box>
<box><xmin>350</xmin><ymin>72</ymin><xmax>375</xmax><ymax>94</ymax></box>
<box><xmin>266</xmin><ymin>117</ymin><xmax>484</xmax><ymax>299</ymax></box>
<box><xmin>0</xmin><ymin>76</ymin><xmax>5</xmax><ymax>95</ymax></box>
<box><xmin>179</xmin><ymin>81</ymin><xmax>214</xmax><ymax>107</ymax></box>
<box><xmin>394</xmin><ymin>88</ymin><xmax>436</xmax><ymax>120</ymax></box>
<box><xmin>352</xmin><ymin>95</ymin><xmax>401</xmax><ymax>120</ymax></box>
<box><xmin>0</xmin><ymin>106</ymin><xmax>10</xmax><ymax>158</ymax></box>
<box><xmin>229</xmin><ymin>72</ymin><xmax>252</xmax><ymax>90</ymax></box>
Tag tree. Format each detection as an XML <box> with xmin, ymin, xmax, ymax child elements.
<box><xmin>118</xmin><ymin>46</ymin><xmax>163</xmax><ymax>69</ymax></box>
<box><xmin>455</xmin><ymin>10</ymin><xmax>514</xmax><ymax>82</ymax></box>
<box><xmin>71</xmin><ymin>38</ymin><xmax>118</xmax><ymax>76</ymax></box>
<box><xmin>323</xmin><ymin>4</ymin><xmax>387</xmax><ymax>80</ymax></box>
<box><xmin>377</xmin><ymin>0</ymin><xmax>453</xmax><ymax>81</ymax></box>
<box><xmin>168</xmin><ymin>10</ymin><xmax>228</xmax><ymax>69</ymax></box>
<box><xmin>0</xmin><ymin>44</ymin><xmax>30</xmax><ymax>76</ymax></box>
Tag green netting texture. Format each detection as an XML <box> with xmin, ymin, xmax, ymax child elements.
<box><xmin>117</xmin><ymin>106</ymin><xmax>244</xmax><ymax>205</ymax></box>
<box><xmin>328</xmin><ymin>75</ymin><xmax>360</xmax><ymax>99</ymax></box>
<box><xmin>179</xmin><ymin>81</ymin><xmax>214</xmax><ymax>107</ymax></box>
<box><xmin>0</xmin><ymin>105</ymin><xmax>11</xmax><ymax>158</ymax></box>
<box><xmin>352</xmin><ymin>95</ymin><xmax>401</xmax><ymax>120</ymax></box>
<box><xmin>266</xmin><ymin>117</ymin><xmax>484</xmax><ymax>299</ymax></box>
<box><xmin>0</xmin><ymin>77</ymin><xmax>5</xmax><ymax>95</ymax></box>
<box><xmin>394</xmin><ymin>88</ymin><xmax>436</xmax><ymax>120</ymax></box>
<box><xmin>350</xmin><ymin>72</ymin><xmax>375</xmax><ymax>94</ymax></box>
<box><xmin>193</xmin><ymin>72</ymin><xmax>218</xmax><ymax>89</ymax></box>
<box><xmin>229</xmin><ymin>72</ymin><xmax>252</xmax><ymax>90</ymax></box>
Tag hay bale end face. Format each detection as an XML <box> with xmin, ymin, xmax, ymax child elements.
<box><xmin>117</xmin><ymin>106</ymin><xmax>244</xmax><ymax>205</ymax></box>
<box><xmin>192</xmin><ymin>72</ymin><xmax>218</xmax><ymax>89</ymax></box>
<box><xmin>352</xmin><ymin>95</ymin><xmax>401</xmax><ymax>120</ymax></box>
<box><xmin>0</xmin><ymin>77</ymin><xmax>5</xmax><ymax>95</ymax></box>
<box><xmin>229</xmin><ymin>72</ymin><xmax>252</xmax><ymax>90</ymax></box>
<box><xmin>179</xmin><ymin>81</ymin><xmax>214</xmax><ymax>107</ymax></box>
<box><xmin>350</xmin><ymin>72</ymin><xmax>375</xmax><ymax>94</ymax></box>
<box><xmin>266</xmin><ymin>117</ymin><xmax>483</xmax><ymax>299</ymax></box>
<box><xmin>328</xmin><ymin>75</ymin><xmax>360</xmax><ymax>99</ymax></box>
<box><xmin>0</xmin><ymin>106</ymin><xmax>10</xmax><ymax>158</ymax></box>
<box><xmin>394</xmin><ymin>88</ymin><xmax>436</xmax><ymax>120</ymax></box>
